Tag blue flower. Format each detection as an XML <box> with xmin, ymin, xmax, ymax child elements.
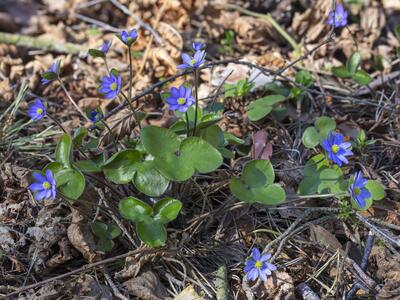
<box><xmin>244</xmin><ymin>248</ymin><xmax>276</xmax><ymax>282</ymax></box>
<box><xmin>120</xmin><ymin>29</ymin><xmax>138</xmax><ymax>46</ymax></box>
<box><xmin>322</xmin><ymin>131</ymin><xmax>353</xmax><ymax>166</ymax></box>
<box><xmin>99</xmin><ymin>74</ymin><xmax>122</xmax><ymax>99</ymax></box>
<box><xmin>349</xmin><ymin>171</ymin><xmax>371</xmax><ymax>208</ymax></box>
<box><xmin>101</xmin><ymin>41</ymin><xmax>112</xmax><ymax>54</ymax></box>
<box><xmin>192</xmin><ymin>42</ymin><xmax>205</xmax><ymax>51</ymax></box>
<box><xmin>166</xmin><ymin>84</ymin><xmax>195</xmax><ymax>113</ymax></box>
<box><xmin>89</xmin><ymin>110</ymin><xmax>103</xmax><ymax>123</ymax></box>
<box><xmin>29</xmin><ymin>170</ymin><xmax>56</xmax><ymax>201</ymax></box>
<box><xmin>177</xmin><ymin>50</ymin><xmax>206</xmax><ymax>70</ymax></box>
<box><xmin>327</xmin><ymin>4</ymin><xmax>348</xmax><ymax>28</ymax></box>
<box><xmin>28</xmin><ymin>99</ymin><xmax>46</xmax><ymax>121</ymax></box>
<box><xmin>41</xmin><ymin>61</ymin><xmax>60</xmax><ymax>85</ymax></box>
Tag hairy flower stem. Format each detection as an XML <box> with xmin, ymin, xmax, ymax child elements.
<box><xmin>120</xmin><ymin>91</ymin><xmax>141</xmax><ymax>131</ymax></box>
<box><xmin>192</xmin><ymin>69</ymin><xmax>200</xmax><ymax>136</ymax></box>
<box><xmin>185</xmin><ymin>112</ymin><xmax>190</xmax><ymax>138</ymax></box>
<box><xmin>128</xmin><ymin>47</ymin><xmax>142</xmax><ymax>129</ymax></box>
<box><xmin>103</xmin><ymin>57</ymin><xmax>110</xmax><ymax>74</ymax></box>
<box><xmin>58</xmin><ymin>79</ymin><xmax>90</xmax><ymax>122</ymax></box>
<box><xmin>100</xmin><ymin>120</ymin><xmax>119</xmax><ymax>151</ymax></box>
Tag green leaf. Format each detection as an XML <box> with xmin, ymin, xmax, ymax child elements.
<box><xmin>253</xmin><ymin>184</ymin><xmax>285</xmax><ymax>205</ymax></box>
<box><xmin>395</xmin><ymin>25</ymin><xmax>400</xmax><ymax>41</ymax></box>
<box><xmin>56</xmin><ymin>134</ymin><xmax>73</xmax><ymax>168</ymax></box>
<box><xmin>73</xmin><ymin>127</ymin><xmax>88</xmax><ymax>148</ymax></box>
<box><xmin>295</xmin><ymin>70</ymin><xmax>313</xmax><ymax>87</ymax></box>
<box><xmin>74</xmin><ymin>159</ymin><xmax>102</xmax><ymax>173</ymax></box>
<box><xmin>41</xmin><ymin>71</ymin><xmax>58</xmax><ymax>81</ymax></box>
<box><xmin>242</xmin><ymin>159</ymin><xmax>274</xmax><ymax>188</ymax></box>
<box><xmin>303</xmin><ymin>154</ymin><xmax>329</xmax><ymax>176</ymax></box>
<box><xmin>352</xmin><ymin>70</ymin><xmax>372</xmax><ymax>85</ymax></box>
<box><xmin>223</xmin><ymin>132</ymin><xmax>244</xmax><ymax>145</ymax></box>
<box><xmin>200</xmin><ymin>125</ymin><xmax>225</xmax><ymax>148</ymax></box>
<box><xmin>88</xmin><ymin>48</ymin><xmax>105</xmax><ymax>58</ymax></box>
<box><xmin>97</xmin><ymin>239</ymin><xmax>114</xmax><ymax>252</ymax></box>
<box><xmin>229</xmin><ymin>178</ymin><xmax>254</xmax><ymax>203</ymax></box>
<box><xmin>315</xmin><ymin>116</ymin><xmax>336</xmax><ymax>138</ymax></box>
<box><xmin>246</xmin><ymin>95</ymin><xmax>286</xmax><ymax>121</ymax></box>
<box><xmin>365</xmin><ymin>180</ymin><xmax>385</xmax><ymax>201</ymax></box>
<box><xmin>133</xmin><ymin>161</ymin><xmax>169</xmax><ymax>197</ymax></box>
<box><xmin>141</xmin><ymin>126</ymin><xmax>180</xmax><ymax>157</ymax></box>
<box><xmin>91</xmin><ymin>221</ymin><xmax>109</xmax><ymax>239</ymax></box>
<box><xmin>332</xmin><ymin>66</ymin><xmax>352</xmax><ymax>78</ymax></box>
<box><xmin>108</xmin><ymin>224</ymin><xmax>121</xmax><ymax>239</ymax></box>
<box><xmin>302</xmin><ymin>127</ymin><xmax>320</xmax><ymax>148</ymax></box>
<box><xmin>55</xmin><ymin>168</ymin><xmax>85</xmax><ymax>200</ymax></box>
<box><xmin>154</xmin><ymin>154</ymin><xmax>194</xmax><ymax>181</ymax></box>
<box><xmin>346</xmin><ymin>52</ymin><xmax>361</xmax><ymax>74</ymax></box>
<box><xmin>102</xmin><ymin>150</ymin><xmax>141</xmax><ymax>184</ymax></box>
<box><xmin>136</xmin><ymin>222</ymin><xmax>166</xmax><ymax>248</ymax></box>
<box><xmin>180</xmin><ymin>137</ymin><xmax>223</xmax><ymax>174</ymax></box>
<box><xmin>153</xmin><ymin>197</ymin><xmax>182</xmax><ymax>224</ymax></box>
<box><xmin>119</xmin><ymin>197</ymin><xmax>153</xmax><ymax>223</ymax></box>
<box><xmin>317</xmin><ymin>168</ymin><xmax>341</xmax><ymax>193</ymax></box>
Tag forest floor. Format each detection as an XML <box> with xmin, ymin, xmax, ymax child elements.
<box><xmin>0</xmin><ymin>0</ymin><xmax>400</xmax><ymax>299</ymax></box>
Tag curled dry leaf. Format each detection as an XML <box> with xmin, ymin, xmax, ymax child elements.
<box><xmin>67</xmin><ymin>274</ymin><xmax>113</xmax><ymax>300</ymax></box>
<box><xmin>372</xmin><ymin>246</ymin><xmax>400</xmax><ymax>299</ymax></box>
<box><xmin>174</xmin><ymin>285</ymin><xmax>204</xmax><ymax>300</ymax></box>
<box><xmin>232</xmin><ymin>16</ymin><xmax>276</xmax><ymax>46</ymax></box>
<box><xmin>263</xmin><ymin>271</ymin><xmax>296</xmax><ymax>300</ymax></box>
<box><xmin>100</xmin><ymin>108</ymin><xmax>137</xmax><ymax>146</ymax></box>
<box><xmin>124</xmin><ymin>270</ymin><xmax>168</xmax><ymax>300</ymax></box>
<box><xmin>116</xmin><ymin>253</ymin><xmax>154</xmax><ymax>279</ymax></box>
<box><xmin>252</xmin><ymin>130</ymin><xmax>273</xmax><ymax>160</ymax></box>
<box><xmin>157</xmin><ymin>21</ymin><xmax>183</xmax><ymax>59</ymax></box>
<box><xmin>150</xmin><ymin>47</ymin><xmax>178</xmax><ymax>77</ymax></box>
<box><xmin>309</xmin><ymin>224</ymin><xmax>342</xmax><ymax>252</ymax></box>
<box><xmin>67</xmin><ymin>208</ymin><xmax>101</xmax><ymax>262</ymax></box>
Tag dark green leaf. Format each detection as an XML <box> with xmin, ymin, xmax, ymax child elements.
<box><xmin>136</xmin><ymin>222</ymin><xmax>166</xmax><ymax>248</ymax></box>
<box><xmin>88</xmin><ymin>48</ymin><xmax>105</xmax><ymax>58</ymax></box>
<box><xmin>352</xmin><ymin>70</ymin><xmax>372</xmax><ymax>85</ymax></box>
<box><xmin>133</xmin><ymin>161</ymin><xmax>169</xmax><ymax>197</ymax></box>
<box><xmin>153</xmin><ymin>197</ymin><xmax>182</xmax><ymax>224</ymax></box>
<box><xmin>56</xmin><ymin>134</ymin><xmax>73</xmax><ymax>168</ymax></box>
<box><xmin>119</xmin><ymin>197</ymin><xmax>153</xmax><ymax>223</ymax></box>
<box><xmin>302</xmin><ymin>127</ymin><xmax>320</xmax><ymax>148</ymax></box>
<box><xmin>102</xmin><ymin>150</ymin><xmax>141</xmax><ymax>184</ymax></box>
<box><xmin>346</xmin><ymin>52</ymin><xmax>361</xmax><ymax>74</ymax></box>
<box><xmin>331</xmin><ymin>66</ymin><xmax>352</xmax><ymax>78</ymax></box>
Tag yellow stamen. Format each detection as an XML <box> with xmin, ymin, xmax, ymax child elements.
<box><xmin>190</xmin><ymin>59</ymin><xmax>196</xmax><ymax>65</ymax></box>
<box><xmin>110</xmin><ymin>83</ymin><xmax>117</xmax><ymax>91</ymax></box>
<box><xmin>331</xmin><ymin>144</ymin><xmax>340</xmax><ymax>153</ymax></box>
<box><xmin>354</xmin><ymin>187</ymin><xmax>361</xmax><ymax>196</ymax></box>
<box><xmin>36</xmin><ymin>108</ymin><xmax>43</xmax><ymax>115</ymax></box>
<box><xmin>177</xmin><ymin>97</ymin><xmax>186</xmax><ymax>105</ymax></box>
<box><xmin>43</xmin><ymin>181</ymin><xmax>51</xmax><ymax>190</ymax></box>
<box><xmin>255</xmin><ymin>261</ymin><xmax>263</xmax><ymax>268</ymax></box>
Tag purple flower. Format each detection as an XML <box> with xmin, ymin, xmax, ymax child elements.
<box><xmin>192</xmin><ymin>42</ymin><xmax>205</xmax><ymax>51</ymax></box>
<box><xmin>322</xmin><ymin>131</ymin><xmax>353</xmax><ymax>166</ymax></box>
<box><xmin>101</xmin><ymin>41</ymin><xmax>112</xmax><ymax>54</ymax></box>
<box><xmin>244</xmin><ymin>248</ymin><xmax>276</xmax><ymax>282</ymax></box>
<box><xmin>349</xmin><ymin>172</ymin><xmax>371</xmax><ymax>208</ymax></box>
<box><xmin>120</xmin><ymin>29</ymin><xmax>138</xmax><ymax>46</ymax></box>
<box><xmin>88</xmin><ymin>111</ymin><xmax>103</xmax><ymax>123</ymax></box>
<box><xmin>29</xmin><ymin>170</ymin><xmax>56</xmax><ymax>201</ymax></box>
<box><xmin>41</xmin><ymin>61</ymin><xmax>60</xmax><ymax>85</ymax></box>
<box><xmin>177</xmin><ymin>50</ymin><xmax>206</xmax><ymax>70</ymax></box>
<box><xmin>327</xmin><ymin>4</ymin><xmax>348</xmax><ymax>28</ymax></box>
<box><xmin>99</xmin><ymin>74</ymin><xmax>122</xmax><ymax>99</ymax></box>
<box><xmin>166</xmin><ymin>84</ymin><xmax>195</xmax><ymax>113</ymax></box>
<box><xmin>28</xmin><ymin>99</ymin><xmax>46</xmax><ymax>121</ymax></box>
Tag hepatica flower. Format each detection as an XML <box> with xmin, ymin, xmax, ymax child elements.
<box><xmin>99</xmin><ymin>74</ymin><xmax>122</xmax><ymax>99</ymax></box>
<box><xmin>89</xmin><ymin>110</ymin><xmax>103</xmax><ymax>123</ymax></box>
<box><xmin>29</xmin><ymin>170</ymin><xmax>56</xmax><ymax>201</ymax></box>
<box><xmin>166</xmin><ymin>84</ymin><xmax>195</xmax><ymax>113</ymax></box>
<box><xmin>349</xmin><ymin>171</ymin><xmax>371</xmax><ymax>208</ymax></box>
<box><xmin>322</xmin><ymin>131</ymin><xmax>353</xmax><ymax>166</ymax></box>
<box><xmin>120</xmin><ymin>29</ymin><xmax>138</xmax><ymax>46</ymax></box>
<box><xmin>192</xmin><ymin>42</ymin><xmax>205</xmax><ymax>51</ymax></box>
<box><xmin>41</xmin><ymin>61</ymin><xmax>60</xmax><ymax>85</ymax></box>
<box><xmin>244</xmin><ymin>248</ymin><xmax>276</xmax><ymax>282</ymax></box>
<box><xmin>327</xmin><ymin>4</ymin><xmax>348</xmax><ymax>28</ymax></box>
<box><xmin>28</xmin><ymin>99</ymin><xmax>46</xmax><ymax>121</ymax></box>
<box><xmin>177</xmin><ymin>50</ymin><xmax>206</xmax><ymax>70</ymax></box>
<box><xmin>101</xmin><ymin>41</ymin><xmax>112</xmax><ymax>54</ymax></box>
